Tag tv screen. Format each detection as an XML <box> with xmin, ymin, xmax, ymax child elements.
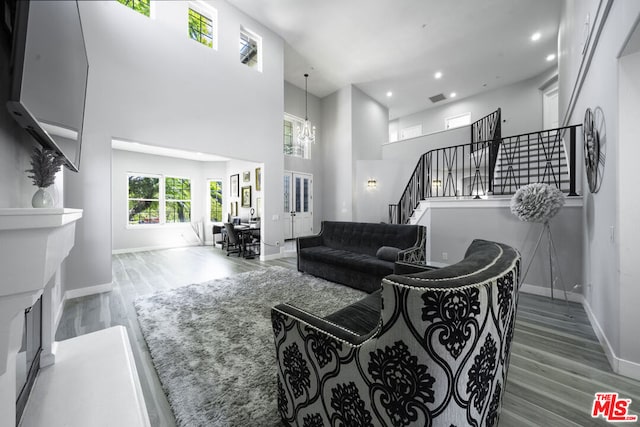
<box><xmin>6</xmin><ymin>0</ymin><xmax>88</xmax><ymax>172</ymax></box>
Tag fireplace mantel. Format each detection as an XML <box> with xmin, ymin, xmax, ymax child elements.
<box><xmin>0</xmin><ymin>208</ymin><xmax>82</xmax><ymax>376</ymax></box>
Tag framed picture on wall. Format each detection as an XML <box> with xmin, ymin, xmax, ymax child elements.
<box><xmin>243</xmin><ymin>171</ymin><xmax>250</xmax><ymax>182</ymax></box>
<box><xmin>256</xmin><ymin>197</ymin><xmax>262</xmax><ymax>218</ymax></box>
<box><xmin>230</xmin><ymin>201</ymin><xmax>236</xmax><ymax>217</ymax></box>
<box><xmin>230</xmin><ymin>174</ymin><xmax>239</xmax><ymax>197</ymax></box>
<box><xmin>241</xmin><ymin>186</ymin><xmax>252</xmax><ymax>207</ymax></box>
<box><xmin>255</xmin><ymin>167</ymin><xmax>262</xmax><ymax>191</ymax></box>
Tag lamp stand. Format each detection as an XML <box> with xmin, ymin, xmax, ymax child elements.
<box><xmin>520</xmin><ymin>221</ymin><xmax>570</xmax><ymax>306</ymax></box>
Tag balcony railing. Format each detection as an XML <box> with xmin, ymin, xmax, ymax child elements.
<box><xmin>388</xmin><ymin>123</ymin><xmax>580</xmax><ymax>224</ymax></box>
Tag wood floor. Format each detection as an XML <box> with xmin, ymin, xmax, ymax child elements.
<box><xmin>56</xmin><ymin>245</ymin><xmax>640</xmax><ymax>426</ymax></box>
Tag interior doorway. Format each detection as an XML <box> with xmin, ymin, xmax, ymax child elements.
<box><xmin>283</xmin><ymin>171</ymin><xmax>313</xmax><ymax>240</ymax></box>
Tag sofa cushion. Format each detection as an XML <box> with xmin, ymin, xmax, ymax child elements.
<box><xmin>320</xmin><ymin>222</ymin><xmax>420</xmax><ymax>256</ymax></box>
<box><xmin>376</xmin><ymin>246</ymin><xmax>401</xmax><ymax>262</ymax></box>
<box><xmin>299</xmin><ymin>246</ymin><xmax>395</xmax><ymax>277</ymax></box>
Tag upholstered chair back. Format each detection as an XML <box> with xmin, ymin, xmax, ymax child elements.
<box><xmin>272</xmin><ymin>239</ymin><xmax>520</xmax><ymax>427</ymax></box>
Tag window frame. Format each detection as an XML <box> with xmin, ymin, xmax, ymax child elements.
<box><xmin>207</xmin><ymin>178</ymin><xmax>224</xmax><ymax>223</ymax></box>
<box><xmin>116</xmin><ymin>0</ymin><xmax>153</xmax><ymax>18</ymax></box>
<box><xmin>284</xmin><ymin>113</ymin><xmax>310</xmax><ymax>159</ymax></box>
<box><xmin>164</xmin><ymin>176</ymin><xmax>192</xmax><ymax>224</ymax></box>
<box><xmin>188</xmin><ymin>2</ymin><xmax>218</xmax><ymax>50</ymax></box>
<box><xmin>127</xmin><ymin>173</ymin><xmax>161</xmax><ymax>227</ymax></box>
<box><xmin>126</xmin><ymin>173</ymin><xmax>193</xmax><ymax>228</ymax></box>
<box><xmin>240</xmin><ymin>26</ymin><xmax>262</xmax><ymax>72</ymax></box>
<box><xmin>444</xmin><ymin>112</ymin><xmax>472</xmax><ymax>130</ymax></box>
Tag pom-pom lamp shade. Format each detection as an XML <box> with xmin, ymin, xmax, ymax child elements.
<box><xmin>510</xmin><ymin>183</ymin><xmax>565</xmax><ymax>223</ymax></box>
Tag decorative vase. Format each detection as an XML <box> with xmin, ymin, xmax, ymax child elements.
<box><xmin>32</xmin><ymin>187</ymin><xmax>54</xmax><ymax>208</ymax></box>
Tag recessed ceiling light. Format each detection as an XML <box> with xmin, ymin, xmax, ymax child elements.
<box><xmin>546</xmin><ymin>53</ymin><xmax>556</xmax><ymax>61</ymax></box>
<box><xmin>434</xmin><ymin>71</ymin><xmax>443</xmax><ymax>79</ymax></box>
<box><xmin>450</xmin><ymin>92</ymin><xmax>457</xmax><ymax>98</ymax></box>
<box><xmin>531</xmin><ymin>32</ymin><xmax>541</xmax><ymax>41</ymax></box>
<box><xmin>386</xmin><ymin>91</ymin><xmax>393</xmax><ymax>97</ymax></box>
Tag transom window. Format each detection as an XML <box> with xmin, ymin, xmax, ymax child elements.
<box><xmin>128</xmin><ymin>174</ymin><xmax>192</xmax><ymax>226</ymax></box>
<box><xmin>240</xmin><ymin>27</ymin><xmax>262</xmax><ymax>71</ymax></box>
<box><xmin>188</xmin><ymin>5</ymin><xmax>216</xmax><ymax>49</ymax></box>
<box><xmin>116</xmin><ymin>0</ymin><xmax>151</xmax><ymax>17</ymax></box>
<box><xmin>284</xmin><ymin>114</ymin><xmax>310</xmax><ymax>159</ymax></box>
<box><xmin>445</xmin><ymin>112</ymin><xmax>472</xmax><ymax>130</ymax></box>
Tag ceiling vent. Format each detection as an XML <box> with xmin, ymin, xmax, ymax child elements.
<box><xmin>429</xmin><ymin>93</ymin><xmax>447</xmax><ymax>103</ymax></box>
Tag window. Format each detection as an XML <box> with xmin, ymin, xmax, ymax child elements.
<box><xmin>209</xmin><ymin>180</ymin><xmax>223</xmax><ymax>222</ymax></box>
<box><xmin>283</xmin><ymin>114</ymin><xmax>310</xmax><ymax>159</ymax></box>
<box><xmin>128</xmin><ymin>175</ymin><xmax>160</xmax><ymax>225</ymax></box>
<box><xmin>188</xmin><ymin>5</ymin><xmax>216</xmax><ymax>49</ymax></box>
<box><xmin>165</xmin><ymin>177</ymin><xmax>191</xmax><ymax>223</ymax></box>
<box><xmin>116</xmin><ymin>0</ymin><xmax>151</xmax><ymax>17</ymax></box>
<box><xmin>127</xmin><ymin>174</ymin><xmax>192</xmax><ymax>226</ymax></box>
<box><xmin>240</xmin><ymin>27</ymin><xmax>262</xmax><ymax>71</ymax></box>
<box><xmin>400</xmin><ymin>125</ymin><xmax>422</xmax><ymax>140</ymax></box>
<box><xmin>445</xmin><ymin>112</ymin><xmax>472</xmax><ymax>130</ymax></box>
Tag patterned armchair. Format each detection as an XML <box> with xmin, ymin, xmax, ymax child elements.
<box><xmin>272</xmin><ymin>239</ymin><xmax>520</xmax><ymax>426</ymax></box>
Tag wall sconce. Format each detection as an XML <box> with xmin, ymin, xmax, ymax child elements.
<box><xmin>432</xmin><ymin>179</ymin><xmax>442</xmax><ymax>187</ymax></box>
<box><xmin>367</xmin><ymin>178</ymin><xmax>377</xmax><ymax>188</ymax></box>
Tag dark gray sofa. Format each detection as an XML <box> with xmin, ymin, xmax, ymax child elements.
<box><xmin>297</xmin><ymin>221</ymin><xmax>425</xmax><ymax>293</ymax></box>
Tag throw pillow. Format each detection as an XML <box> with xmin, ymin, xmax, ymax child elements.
<box><xmin>376</xmin><ymin>246</ymin><xmax>401</xmax><ymax>262</ymax></box>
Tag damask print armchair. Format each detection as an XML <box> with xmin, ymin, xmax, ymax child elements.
<box><xmin>272</xmin><ymin>239</ymin><xmax>520</xmax><ymax>426</ymax></box>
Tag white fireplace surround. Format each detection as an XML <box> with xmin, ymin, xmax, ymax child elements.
<box><xmin>0</xmin><ymin>208</ymin><xmax>82</xmax><ymax>427</ymax></box>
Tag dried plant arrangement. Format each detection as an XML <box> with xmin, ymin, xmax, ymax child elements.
<box><xmin>26</xmin><ymin>146</ymin><xmax>66</xmax><ymax>188</ymax></box>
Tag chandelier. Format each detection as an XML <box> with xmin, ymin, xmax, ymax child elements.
<box><xmin>297</xmin><ymin>73</ymin><xmax>316</xmax><ymax>145</ymax></box>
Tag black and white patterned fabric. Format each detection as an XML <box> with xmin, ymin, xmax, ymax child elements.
<box><xmin>272</xmin><ymin>239</ymin><xmax>520</xmax><ymax>426</ymax></box>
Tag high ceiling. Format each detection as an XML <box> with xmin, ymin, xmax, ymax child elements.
<box><xmin>224</xmin><ymin>0</ymin><xmax>563</xmax><ymax>119</ymax></box>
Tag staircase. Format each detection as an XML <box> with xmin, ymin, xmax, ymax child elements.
<box><xmin>389</xmin><ymin>114</ymin><xmax>580</xmax><ymax>224</ymax></box>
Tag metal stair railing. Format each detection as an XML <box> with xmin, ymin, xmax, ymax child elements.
<box><xmin>388</xmin><ymin>121</ymin><xmax>580</xmax><ymax>224</ymax></box>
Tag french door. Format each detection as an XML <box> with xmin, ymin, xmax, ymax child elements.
<box><xmin>283</xmin><ymin>171</ymin><xmax>313</xmax><ymax>239</ymax></box>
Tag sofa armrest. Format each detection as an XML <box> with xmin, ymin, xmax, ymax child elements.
<box><xmin>397</xmin><ymin>225</ymin><xmax>426</xmax><ymax>263</ymax></box>
<box><xmin>272</xmin><ymin>303</ymin><xmax>376</xmax><ymax>347</ymax></box>
<box><xmin>297</xmin><ymin>234</ymin><xmax>324</xmax><ymax>251</ymax></box>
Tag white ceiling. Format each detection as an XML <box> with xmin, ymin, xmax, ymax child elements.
<box><xmin>223</xmin><ymin>0</ymin><xmax>563</xmax><ymax>119</ymax></box>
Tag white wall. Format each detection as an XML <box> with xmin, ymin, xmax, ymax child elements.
<box><xmin>111</xmin><ymin>149</ymin><xmax>227</xmax><ymax>251</ymax></box>
<box><xmin>558</xmin><ymin>0</ymin><xmax>640</xmax><ymax>378</ymax></box>
<box><xmin>321</xmin><ymin>86</ymin><xmax>352</xmax><ymax>221</ymax></box>
<box><xmin>618</xmin><ymin>47</ymin><xmax>640</xmax><ymax>375</ymax></box>
<box><xmin>65</xmin><ymin>0</ymin><xmax>284</xmax><ymax>291</ymax></box>
<box><xmin>419</xmin><ymin>199</ymin><xmax>583</xmax><ymax>294</ymax></box>
<box><xmin>382</xmin><ymin>126</ymin><xmax>470</xmax><ymax>162</ymax></box>
<box><xmin>390</xmin><ymin>69</ymin><xmax>556</xmax><ymax>141</ymax></box>
<box><xmin>351</xmin><ymin>86</ymin><xmax>389</xmax><ymax>222</ymax></box>
<box><xmin>354</xmin><ymin>160</ymin><xmax>414</xmax><ymax>223</ymax></box>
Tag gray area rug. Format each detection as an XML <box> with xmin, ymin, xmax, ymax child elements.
<box><xmin>134</xmin><ymin>266</ymin><xmax>367</xmax><ymax>426</ymax></box>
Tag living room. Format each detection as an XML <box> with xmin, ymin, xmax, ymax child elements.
<box><xmin>1</xmin><ymin>0</ymin><xmax>640</xmax><ymax>426</ymax></box>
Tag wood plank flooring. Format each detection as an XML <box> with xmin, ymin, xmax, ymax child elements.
<box><xmin>56</xmin><ymin>245</ymin><xmax>640</xmax><ymax>426</ymax></box>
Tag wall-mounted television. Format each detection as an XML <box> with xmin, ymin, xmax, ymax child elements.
<box><xmin>6</xmin><ymin>0</ymin><xmax>88</xmax><ymax>172</ymax></box>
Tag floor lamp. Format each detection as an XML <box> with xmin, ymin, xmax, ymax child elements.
<box><xmin>511</xmin><ymin>183</ymin><xmax>569</xmax><ymax>304</ymax></box>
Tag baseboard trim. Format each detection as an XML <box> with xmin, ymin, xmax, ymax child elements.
<box><xmin>520</xmin><ymin>283</ymin><xmax>582</xmax><ymax>303</ymax></box>
<box><xmin>261</xmin><ymin>251</ymin><xmax>284</xmax><ymax>261</ymax></box>
<box><xmin>618</xmin><ymin>358</ymin><xmax>640</xmax><ymax>381</ymax></box>
<box><xmin>112</xmin><ymin>243</ymin><xmax>203</xmax><ymax>254</ymax></box>
<box><xmin>64</xmin><ymin>282</ymin><xmax>114</xmax><ymax>301</ymax></box>
<box><xmin>579</xmin><ymin>297</ymin><xmax>640</xmax><ymax>381</ymax></box>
